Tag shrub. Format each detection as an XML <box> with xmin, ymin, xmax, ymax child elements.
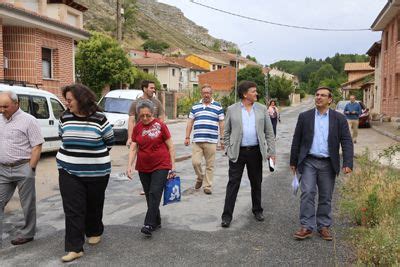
<box><xmin>339</xmin><ymin>148</ymin><xmax>400</xmax><ymax>265</ymax></box>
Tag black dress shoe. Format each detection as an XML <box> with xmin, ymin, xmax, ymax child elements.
<box><xmin>11</xmin><ymin>237</ymin><xmax>34</xmax><ymax>245</ymax></box>
<box><xmin>254</xmin><ymin>213</ymin><xmax>265</xmax><ymax>222</ymax></box>
<box><xmin>221</xmin><ymin>220</ymin><xmax>231</xmax><ymax>228</ymax></box>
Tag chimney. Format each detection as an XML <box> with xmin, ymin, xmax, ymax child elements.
<box><xmin>144</xmin><ymin>50</ymin><xmax>148</xmax><ymax>58</ymax></box>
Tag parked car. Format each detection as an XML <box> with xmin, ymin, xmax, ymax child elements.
<box><xmin>98</xmin><ymin>89</ymin><xmax>143</xmax><ymax>143</ymax></box>
<box><xmin>335</xmin><ymin>100</ymin><xmax>371</xmax><ymax>128</ymax></box>
<box><xmin>0</xmin><ymin>84</ymin><xmax>66</xmax><ymax>152</ymax></box>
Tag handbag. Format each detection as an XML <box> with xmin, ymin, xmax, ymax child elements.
<box><xmin>163</xmin><ymin>176</ymin><xmax>181</xmax><ymax>206</ymax></box>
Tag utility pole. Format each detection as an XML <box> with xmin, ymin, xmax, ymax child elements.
<box><xmin>116</xmin><ymin>0</ymin><xmax>122</xmax><ymax>42</ymax></box>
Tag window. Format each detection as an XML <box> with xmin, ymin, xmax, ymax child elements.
<box><xmin>17</xmin><ymin>95</ymin><xmax>31</xmax><ymax>114</ymax></box>
<box><xmin>172</xmin><ymin>68</ymin><xmax>175</xmax><ymax>76</ymax></box>
<box><xmin>217</xmin><ymin>65</ymin><xmax>222</xmax><ymax>69</ymax></box>
<box><xmin>42</xmin><ymin>48</ymin><xmax>52</xmax><ymax>79</ymax></box>
<box><xmin>50</xmin><ymin>98</ymin><xmax>65</xmax><ymax>120</ymax></box>
<box><xmin>212</xmin><ymin>65</ymin><xmax>216</xmax><ymax>70</ymax></box>
<box><xmin>32</xmin><ymin>96</ymin><xmax>49</xmax><ymax>119</ymax></box>
<box><xmin>163</xmin><ymin>84</ymin><xmax>167</xmax><ymax>90</ymax></box>
<box><xmin>143</xmin><ymin>68</ymin><xmax>149</xmax><ymax>73</ymax></box>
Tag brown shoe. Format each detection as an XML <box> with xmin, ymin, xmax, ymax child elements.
<box><xmin>204</xmin><ymin>188</ymin><xmax>212</xmax><ymax>195</ymax></box>
<box><xmin>11</xmin><ymin>237</ymin><xmax>34</xmax><ymax>245</ymax></box>
<box><xmin>294</xmin><ymin>227</ymin><xmax>313</xmax><ymax>240</ymax></box>
<box><xmin>195</xmin><ymin>181</ymin><xmax>202</xmax><ymax>189</ymax></box>
<box><xmin>318</xmin><ymin>227</ymin><xmax>333</xmax><ymax>241</ymax></box>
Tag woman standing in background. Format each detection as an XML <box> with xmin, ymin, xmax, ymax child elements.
<box><xmin>268</xmin><ymin>100</ymin><xmax>280</xmax><ymax>137</ymax></box>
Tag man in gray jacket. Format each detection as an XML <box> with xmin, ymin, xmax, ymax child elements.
<box><xmin>221</xmin><ymin>81</ymin><xmax>276</xmax><ymax>228</ymax></box>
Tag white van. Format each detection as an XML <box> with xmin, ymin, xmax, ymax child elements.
<box><xmin>0</xmin><ymin>84</ymin><xmax>65</xmax><ymax>153</ymax></box>
<box><xmin>98</xmin><ymin>89</ymin><xmax>143</xmax><ymax>143</ymax></box>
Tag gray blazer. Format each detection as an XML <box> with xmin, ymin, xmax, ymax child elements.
<box><xmin>224</xmin><ymin>102</ymin><xmax>276</xmax><ymax>163</ymax></box>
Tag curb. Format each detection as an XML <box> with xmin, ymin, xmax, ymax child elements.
<box><xmin>371</xmin><ymin>125</ymin><xmax>400</xmax><ymax>142</ymax></box>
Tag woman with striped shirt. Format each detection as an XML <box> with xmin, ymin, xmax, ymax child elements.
<box><xmin>56</xmin><ymin>84</ymin><xmax>114</xmax><ymax>262</ymax></box>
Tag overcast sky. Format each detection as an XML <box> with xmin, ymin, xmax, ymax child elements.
<box><xmin>158</xmin><ymin>0</ymin><xmax>387</xmax><ymax>65</ymax></box>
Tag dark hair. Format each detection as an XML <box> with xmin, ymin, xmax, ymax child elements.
<box><xmin>315</xmin><ymin>86</ymin><xmax>333</xmax><ymax>97</ymax></box>
<box><xmin>62</xmin><ymin>83</ymin><xmax>100</xmax><ymax>116</ymax></box>
<box><xmin>269</xmin><ymin>100</ymin><xmax>276</xmax><ymax>106</ymax></box>
<box><xmin>237</xmin><ymin>80</ymin><xmax>257</xmax><ymax>99</ymax></box>
<box><xmin>141</xmin><ymin>80</ymin><xmax>155</xmax><ymax>91</ymax></box>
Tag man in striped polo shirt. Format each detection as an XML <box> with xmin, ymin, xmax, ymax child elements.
<box><xmin>184</xmin><ymin>85</ymin><xmax>224</xmax><ymax>194</ymax></box>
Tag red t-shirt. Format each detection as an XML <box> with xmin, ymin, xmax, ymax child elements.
<box><xmin>132</xmin><ymin>119</ymin><xmax>172</xmax><ymax>172</ymax></box>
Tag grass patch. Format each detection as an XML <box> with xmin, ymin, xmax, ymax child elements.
<box><xmin>339</xmin><ymin>147</ymin><xmax>400</xmax><ymax>265</ymax></box>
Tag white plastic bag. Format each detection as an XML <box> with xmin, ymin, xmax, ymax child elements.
<box><xmin>291</xmin><ymin>174</ymin><xmax>300</xmax><ymax>196</ymax></box>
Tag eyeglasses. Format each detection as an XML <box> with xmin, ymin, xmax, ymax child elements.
<box><xmin>139</xmin><ymin>114</ymin><xmax>152</xmax><ymax>118</ymax></box>
<box><xmin>315</xmin><ymin>93</ymin><xmax>330</xmax><ymax>98</ymax></box>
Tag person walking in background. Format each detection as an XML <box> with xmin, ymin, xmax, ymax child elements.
<box><xmin>184</xmin><ymin>85</ymin><xmax>224</xmax><ymax>195</ymax></box>
<box><xmin>268</xmin><ymin>100</ymin><xmax>280</xmax><ymax>137</ymax></box>
<box><xmin>344</xmin><ymin>95</ymin><xmax>361</xmax><ymax>144</ymax></box>
<box><xmin>221</xmin><ymin>81</ymin><xmax>276</xmax><ymax>228</ymax></box>
<box><xmin>290</xmin><ymin>86</ymin><xmax>353</xmax><ymax>241</ymax></box>
<box><xmin>0</xmin><ymin>91</ymin><xmax>44</xmax><ymax>247</ymax></box>
<box><xmin>57</xmin><ymin>84</ymin><xmax>114</xmax><ymax>262</ymax></box>
<box><xmin>126</xmin><ymin>100</ymin><xmax>176</xmax><ymax>237</ymax></box>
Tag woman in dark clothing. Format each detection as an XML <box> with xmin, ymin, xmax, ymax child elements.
<box><xmin>126</xmin><ymin>99</ymin><xmax>176</xmax><ymax>237</ymax></box>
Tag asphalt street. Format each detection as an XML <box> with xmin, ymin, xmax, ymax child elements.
<box><xmin>0</xmin><ymin>99</ymin><xmax>356</xmax><ymax>266</ymax></box>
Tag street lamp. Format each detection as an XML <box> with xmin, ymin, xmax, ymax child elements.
<box><xmin>234</xmin><ymin>41</ymin><xmax>254</xmax><ymax>101</ymax></box>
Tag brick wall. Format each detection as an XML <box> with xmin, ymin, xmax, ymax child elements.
<box><xmin>381</xmin><ymin>16</ymin><xmax>400</xmax><ymax>118</ymax></box>
<box><xmin>2</xmin><ymin>26</ymin><xmax>75</xmax><ymax>101</ymax></box>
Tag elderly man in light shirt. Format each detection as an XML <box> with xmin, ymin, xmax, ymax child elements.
<box><xmin>0</xmin><ymin>91</ymin><xmax>44</xmax><ymax>247</ymax></box>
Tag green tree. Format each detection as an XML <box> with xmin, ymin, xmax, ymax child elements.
<box><xmin>131</xmin><ymin>69</ymin><xmax>161</xmax><ymax>90</ymax></box>
<box><xmin>246</xmin><ymin>55</ymin><xmax>257</xmax><ymax>63</ymax></box>
<box><xmin>142</xmin><ymin>39</ymin><xmax>170</xmax><ymax>53</ymax></box>
<box><xmin>237</xmin><ymin>66</ymin><xmax>266</xmax><ymax>100</ymax></box>
<box><xmin>75</xmin><ymin>32</ymin><xmax>136</xmax><ymax>96</ymax></box>
<box><xmin>211</xmin><ymin>40</ymin><xmax>221</xmax><ymax>51</ymax></box>
<box><xmin>268</xmin><ymin>75</ymin><xmax>294</xmax><ymax>100</ymax></box>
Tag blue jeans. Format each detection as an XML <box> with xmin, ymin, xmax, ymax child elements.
<box><xmin>299</xmin><ymin>156</ymin><xmax>335</xmax><ymax>231</ymax></box>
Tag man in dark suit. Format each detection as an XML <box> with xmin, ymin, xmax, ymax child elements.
<box><xmin>290</xmin><ymin>86</ymin><xmax>353</xmax><ymax>241</ymax></box>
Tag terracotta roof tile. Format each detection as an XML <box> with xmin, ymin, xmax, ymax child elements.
<box><xmin>344</xmin><ymin>62</ymin><xmax>374</xmax><ymax>72</ymax></box>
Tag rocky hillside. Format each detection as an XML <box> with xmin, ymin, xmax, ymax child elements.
<box><xmin>75</xmin><ymin>0</ymin><xmax>236</xmax><ymax>53</ymax></box>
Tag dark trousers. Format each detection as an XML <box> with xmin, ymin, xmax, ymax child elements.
<box><xmin>59</xmin><ymin>169</ymin><xmax>109</xmax><ymax>252</ymax></box>
<box><xmin>139</xmin><ymin>170</ymin><xmax>168</xmax><ymax>228</ymax></box>
<box><xmin>222</xmin><ymin>147</ymin><xmax>263</xmax><ymax>222</ymax></box>
<box><xmin>270</xmin><ymin>117</ymin><xmax>278</xmax><ymax>137</ymax></box>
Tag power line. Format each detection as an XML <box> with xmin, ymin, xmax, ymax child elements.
<box><xmin>189</xmin><ymin>0</ymin><xmax>371</xmax><ymax>32</ymax></box>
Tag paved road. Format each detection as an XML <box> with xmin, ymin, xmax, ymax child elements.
<box><xmin>0</xmin><ymin>99</ymin><xmax>356</xmax><ymax>265</ymax></box>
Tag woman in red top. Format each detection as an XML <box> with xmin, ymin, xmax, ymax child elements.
<box><xmin>126</xmin><ymin>99</ymin><xmax>176</xmax><ymax>237</ymax></box>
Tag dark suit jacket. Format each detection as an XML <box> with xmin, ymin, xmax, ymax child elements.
<box><xmin>290</xmin><ymin>108</ymin><xmax>353</xmax><ymax>175</ymax></box>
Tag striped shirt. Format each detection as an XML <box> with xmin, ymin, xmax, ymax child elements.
<box><xmin>56</xmin><ymin>110</ymin><xmax>115</xmax><ymax>178</ymax></box>
<box><xmin>189</xmin><ymin>99</ymin><xmax>224</xmax><ymax>143</ymax></box>
<box><xmin>0</xmin><ymin>109</ymin><xmax>44</xmax><ymax>164</ymax></box>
